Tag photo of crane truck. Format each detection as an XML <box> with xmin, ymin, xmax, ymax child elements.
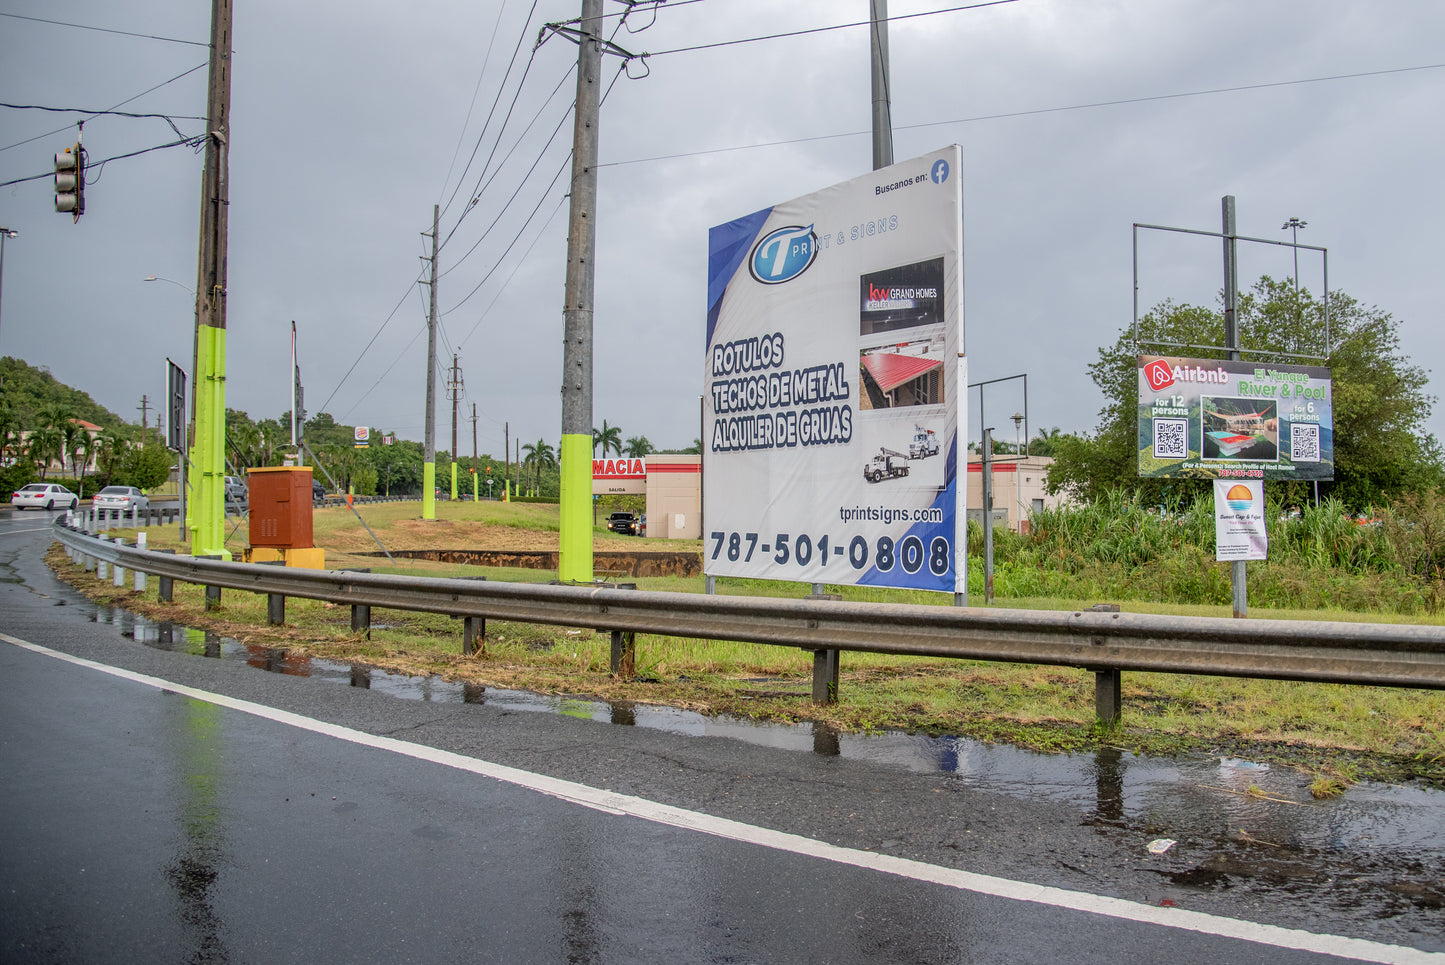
<box><xmin>864</xmin><ymin>448</ymin><xmax>911</xmax><ymax>483</ymax></box>
<box><xmin>909</xmin><ymin>425</ymin><xmax>939</xmax><ymax>459</ymax></box>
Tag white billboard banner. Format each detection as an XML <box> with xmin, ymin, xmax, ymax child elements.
<box><xmin>1214</xmin><ymin>479</ymin><xmax>1268</xmax><ymax>561</ymax></box>
<box><xmin>704</xmin><ymin>146</ymin><xmax>965</xmax><ymax>593</ymax></box>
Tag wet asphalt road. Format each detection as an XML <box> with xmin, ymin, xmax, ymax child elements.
<box><xmin>0</xmin><ymin>511</ymin><xmax>1439</xmax><ymax>963</ymax></box>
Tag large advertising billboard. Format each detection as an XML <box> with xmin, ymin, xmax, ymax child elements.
<box><xmin>1138</xmin><ymin>355</ymin><xmax>1334</xmax><ymax>481</ymax></box>
<box><xmin>704</xmin><ymin>146</ymin><xmax>964</xmax><ymax>593</ymax></box>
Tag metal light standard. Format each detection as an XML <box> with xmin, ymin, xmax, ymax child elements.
<box><xmin>1011</xmin><ymin>410</ymin><xmax>1023</xmax><ymax>531</ymax></box>
<box><xmin>1282</xmin><ymin>217</ymin><xmax>1307</xmax><ymax>295</ymax></box>
<box><xmin>0</xmin><ymin>227</ymin><xmax>17</xmax><ymax>352</ymax></box>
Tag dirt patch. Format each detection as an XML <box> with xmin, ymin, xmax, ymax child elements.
<box><xmin>364</xmin><ymin>548</ymin><xmax>702</xmax><ymax>577</ymax></box>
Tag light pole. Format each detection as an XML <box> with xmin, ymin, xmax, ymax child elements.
<box><xmin>1011</xmin><ymin>411</ymin><xmax>1024</xmax><ymax>533</ymax></box>
<box><xmin>0</xmin><ymin>227</ymin><xmax>18</xmax><ymax>353</ymax></box>
<box><xmin>1282</xmin><ymin>217</ymin><xmax>1307</xmax><ymax>295</ymax></box>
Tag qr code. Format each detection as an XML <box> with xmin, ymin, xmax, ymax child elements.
<box><xmin>1153</xmin><ymin>418</ymin><xmax>1188</xmax><ymax>459</ymax></box>
<box><xmin>1291</xmin><ymin>423</ymin><xmax>1320</xmax><ymax>462</ymax></box>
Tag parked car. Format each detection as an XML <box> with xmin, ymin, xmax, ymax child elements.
<box><xmin>606</xmin><ymin>511</ymin><xmax>638</xmax><ymax>535</ymax></box>
<box><xmin>224</xmin><ymin>475</ymin><xmax>247</xmax><ymax>503</ymax></box>
<box><xmin>10</xmin><ymin>482</ymin><xmax>79</xmax><ymax>511</ymax></box>
<box><xmin>312</xmin><ymin>479</ymin><xmax>326</xmax><ymax>501</ymax></box>
<box><xmin>93</xmin><ymin>485</ymin><xmax>149</xmax><ymax>514</ymax></box>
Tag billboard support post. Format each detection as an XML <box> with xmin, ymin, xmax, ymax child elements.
<box><xmin>1222</xmin><ymin>196</ymin><xmax>1247</xmax><ymax>619</ymax></box>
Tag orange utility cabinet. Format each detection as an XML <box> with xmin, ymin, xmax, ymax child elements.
<box><xmin>248</xmin><ymin>467</ymin><xmax>314</xmax><ymax>549</ymax></box>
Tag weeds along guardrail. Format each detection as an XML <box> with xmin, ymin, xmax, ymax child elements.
<box><xmin>51</xmin><ymin>519</ymin><xmax>1445</xmax><ymax>722</ymax></box>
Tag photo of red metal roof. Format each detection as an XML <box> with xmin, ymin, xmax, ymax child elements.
<box><xmin>861</xmin><ymin>352</ymin><xmax>943</xmax><ymax>393</ymax></box>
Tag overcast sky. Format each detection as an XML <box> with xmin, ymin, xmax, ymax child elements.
<box><xmin>2</xmin><ymin>0</ymin><xmax>1442</xmax><ymax>459</ymax></box>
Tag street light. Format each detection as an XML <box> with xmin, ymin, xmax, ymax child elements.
<box><xmin>144</xmin><ymin>274</ymin><xmax>195</xmax><ymax>296</ymax></box>
<box><xmin>0</xmin><ymin>227</ymin><xmax>18</xmax><ymax>353</ymax></box>
<box><xmin>1281</xmin><ymin>217</ymin><xmax>1307</xmax><ymax>296</ymax></box>
<box><xmin>1011</xmin><ymin>411</ymin><xmax>1024</xmax><ymax>533</ymax></box>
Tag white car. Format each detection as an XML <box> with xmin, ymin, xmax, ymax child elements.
<box><xmin>93</xmin><ymin>485</ymin><xmax>149</xmax><ymax>514</ymax></box>
<box><xmin>10</xmin><ymin>482</ymin><xmax>79</xmax><ymax>511</ymax></box>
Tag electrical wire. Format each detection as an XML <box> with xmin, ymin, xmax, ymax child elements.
<box><xmin>0</xmin><ymin>11</ymin><xmax>208</xmax><ymax>47</ymax></box>
<box><xmin>438</xmin><ymin>0</ymin><xmax>543</xmax><ymax>226</ymax></box>
<box><xmin>437</xmin><ymin>91</ymin><xmax>574</xmax><ymax>281</ymax></box>
<box><xmin>454</xmin><ymin>194</ymin><xmax>568</xmax><ymax>352</ymax></box>
<box><xmin>0</xmin><ymin>135</ymin><xmax>204</xmax><ymax>189</ymax></box>
<box><xmin>0</xmin><ymin>103</ymin><xmax>206</xmax><ymax>122</ymax></box>
<box><xmin>640</xmin><ymin>0</ymin><xmax>1018</xmax><ymax>58</ymax></box>
<box><xmin>0</xmin><ymin>61</ymin><xmax>208</xmax><ymax>154</ymax></box>
<box><xmin>598</xmin><ymin>60</ymin><xmax>1445</xmax><ymax>170</ymax></box>
<box><xmin>437</xmin><ymin>0</ymin><xmax>514</xmax><ymax>211</ymax></box>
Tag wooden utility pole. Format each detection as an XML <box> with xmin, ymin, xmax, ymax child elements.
<box><xmin>190</xmin><ymin>0</ymin><xmax>233</xmax><ymax>558</ymax></box>
<box><xmin>471</xmin><ymin>402</ymin><xmax>478</xmax><ymax>500</ymax></box>
<box><xmin>422</xmin><ymin>204</ymin><xmax>438</xmax><ymax>519</ymax></box>
<box><xmin>447</xmin><ymin>352</ymin><xmax>463</xmax><ymax>499</ymax></box>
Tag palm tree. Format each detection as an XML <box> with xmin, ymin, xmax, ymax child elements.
<box><xmin>26</xmin><ymin>425</ymin><xmax>63</xmax><ymax>478</ymax></box>
<box><xmin>1030</xmin><ymin>426</ymin><xmax>1065</xmax><ymax>457</ymax></box>
<box><xmin>93</xmin><ymin>430</ymin><xmax>130</xmax><ymax>485</ymax></box>
<box><xmin>623</xmin><ymin>435</ymin><xmax>653</xmax><ymax>458</ymax></box>
<box><xmin>0</xmin><ymin>403</ymin><xmax>21</xmax><ymax>463</ymax></box>
<box><xmin>521</xmin><ymin>438</ymin><xmax>556</xmax><ymax>495</ymax></box>
<box><xmin>68</xmin><ymin>429</ymin><xmax>97</xmax><ymax>490</ymax></box>
<box><xmin>592</xmin><ymin>420</ymin><xmax>622</xmax><ymax>458</ymax></box>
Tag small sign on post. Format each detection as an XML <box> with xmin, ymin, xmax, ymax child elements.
<box><xmin>1214</xmin><ymin>480</ymin><xmax>1268</xmax><ymax>561</ymax></box>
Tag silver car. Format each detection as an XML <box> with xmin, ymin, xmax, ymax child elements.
<box><xmin>93</xmin><ymin>485</ymin><xmax>149</xmax><ymax>514</ymax></box>
<box><xmin>10</xmin><ymin>482</ymin><xmax>79</xmax><ymax>511</ymax></box>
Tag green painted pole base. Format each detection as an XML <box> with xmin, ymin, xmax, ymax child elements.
<box><xmin>557</xmin><ymin>433</ymin><xmax>593</xmax><ymax>582</ymax></box>
<box><xmin>423</xmin><ymin>462</ymin><xmax>436</xmax><ymax>519</ymax></box>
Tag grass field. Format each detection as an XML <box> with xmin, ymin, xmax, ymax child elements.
<box><xmin>59</xmin><ymin>497</ymin><xmax>1445</xmax><ymax>792</ymax></box>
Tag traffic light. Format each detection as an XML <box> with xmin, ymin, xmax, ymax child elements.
<box><xmin>54</xmin><ymin>144</ymin><xmax>84</xmax><ymax>219</ymax></box>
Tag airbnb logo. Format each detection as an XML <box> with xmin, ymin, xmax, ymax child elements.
<box><xmin>1144</xmin><ymin>359</ymin><xmax>1175</xmax><ymax>391</ymax></box>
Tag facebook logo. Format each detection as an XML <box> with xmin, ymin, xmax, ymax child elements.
<box><xmin>930</xmin><ymin>159</ymin><xmax>950</xmax><ymax>184</ymax></box>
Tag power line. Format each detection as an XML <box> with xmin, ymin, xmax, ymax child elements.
<box><xmin>640</xmin><ymin>0</ymin><xmax>1018</xmax><ymax>58</ymax></box>
<box><xmin>438</xmin><ymin>0</ymin><xmax>543</xmax><ymax>226</ymax></box>
<box><xmin>599</xmin><ymin>60</ymin><xmax>1445</xmax><ymax>169</ymax></box>
<box><xmin>0</xmin><ymin>102</ymin><xmax>206</xmax><ymax>122</ymax></box>
<box><xmin>0</xmin><ymin>11</ymin><xmax>209</xmax><ymax>47</ymax></box>
<box><xmin>0</xmin><ymin>61</ymin><xmax>208</xmax><ymax>154</ymax></box>
<box><xmin>437</xmin><ymin>0</ymin><xmax>516</xmax><ymax>211</ymax></box>
<box><xmin>0</xmin><ymin>135</ymin><xmax>204</xmax><ymax>189</ymax></box>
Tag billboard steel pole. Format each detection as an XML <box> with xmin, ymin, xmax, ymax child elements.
<box><xmin>1222</xmin><ymin>195</ymin><xmax>1248</xmax><ymax>618</ymax></box>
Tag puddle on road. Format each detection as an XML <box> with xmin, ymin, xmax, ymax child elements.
<box><xmin>89</xmin><ymin>603</ymin><xmax>1445</xmax><ymax>908</ymax></box>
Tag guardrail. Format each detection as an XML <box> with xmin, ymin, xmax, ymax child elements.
<box><xmin>51</xmin><ymin>519</ymin><xmax>1445</xmax><ymax>721</ymax></box>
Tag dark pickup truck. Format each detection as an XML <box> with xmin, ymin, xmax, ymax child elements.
<box><xmin>605</xmin><ymin>511</ymin><xmax>639</xmax><ymax>535</ymax></box>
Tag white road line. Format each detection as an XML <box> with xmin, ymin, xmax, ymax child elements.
<box><xmin>4</xmin><ymin>631</ymin><xmax>1439</xmax><ymax>965</ymax></box>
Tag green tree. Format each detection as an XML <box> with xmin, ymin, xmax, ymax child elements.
<box><xmin>623</xmin><ymin>435</ymin><xmax>653</xmax><ymax>458</ymax></box>
<box><xmin>121</xmin><ymin>443</ymin><xmax>175</xmax><ymax>490</ymax></box>
<box><xmin>25</xmin><ymin>424</ymin><xmax>63</xmax><ymax>478</ymax></box>
<box><xmin>593</xmin><ymin>420</ymin><xmax>622</xmax><ymax>458</ymax></box>
<box><xmin>1029</xmin><ymin>426</ymin><xmax>1067</xmax><ymax>457</ymax></box>
<box><xmin>1048</xmin><ymin>276</ymin><xmax>1442</xmax><ymax>509</ymax></box>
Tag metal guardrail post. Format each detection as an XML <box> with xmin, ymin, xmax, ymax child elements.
<box><xmin>351</xmin><ymin>604</ymin><xmax>370</xmax><ymax>638</ymax></box>
<box><xmin>811</xmin><ymin>648</ymin><xmax>840</xmax><ymax>705</ymax></box>
<box><xmin>609</xmin><ymin>583</ymin><xmax>639</xmax><ymax>677</ymax></box>
<box><xmin>463</xmin><ymin>616</ymin><xmax>484</xmax><ymax>656</ymax></box>
<box><xmin>112</xmin><ymin>543</ymin><xmax>126</xmax><ymax>587</ymax></box>
<box><xmin>1095</xmin><ymin>669</ymin><xmax>1122</xmax><ymax>725</ymax></box>
<box><xmin>1088</xmin><ymin>604</ymin><xmax>1123</xmax><ymax>723</ymax></box>
<box><xmin>156</xmin><ymin>549</ymin><xmax>176</xmax><ymax>602</ymax></box>
<box><xmin>195</xmin><ymin>554</ymin><xmax>222</xmax><ymax>609</ymax></box>
<box><xmin>133</xmin><ymin>533</ymin><xmax>147</xmax><ymax>592</ymax></box>
<box><xmin>95</xmin><ymin>537</ymin><xmax>109</xmax><ymax>580</ymax></box>
<box><xmin>257</xmin><ymin>560</ymin><xmax>286</xmax><ymax>625</ymax></box>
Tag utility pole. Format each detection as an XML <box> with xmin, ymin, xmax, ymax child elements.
<box><xmin>471</xmin><ymin>403</ymin><xmax>478</xmax><ymax>501</ymax></box>
<box><xmin>137</xmin><ymin>395</ymin><xmax>150</xmax><ymax>443</ymax></box>
<box><xmin>556</xmin><ymin>0</ymin><xmax>604</xmax><ymax>582</ymax></box>
<box><xmin>447</xmin><ymin>352</ymin><xmax>463</xmax><ymax>500</ymax></box>
<box><xmin>421</xmin><ymin>204</ymin><xmax>438</xmax><ymax>519</ymax></box>
<box><xmin>504</xmin><ymin>421</ymin><xmax>510</xmax><ymax>501</ymax></box>
<box><xmin>870</xmin><ymin>0</ymin><xmax>894</xmax><ymax>170</ymax></box>
<box><xmin>190</xmin><ymin>0</ymin><xmax>233</xmax><ymax>559</ymax></box>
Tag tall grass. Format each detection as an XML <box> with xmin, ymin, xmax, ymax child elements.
<box><xmin>995</xmin><ymin>489</ymin><xmax>1445</xmax><ymax>614</ymax></box>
